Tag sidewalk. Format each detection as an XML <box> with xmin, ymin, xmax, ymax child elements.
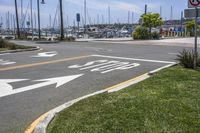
<box><xmin>76</xmin><ymin>37</ymin><xmax>133</xmax><ymax>42</ymax></box>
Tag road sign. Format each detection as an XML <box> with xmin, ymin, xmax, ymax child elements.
<box><xmin>188</xmin><ymin>0</ymin><xmax>200</xmax><ymax>8</ymax></box>
<box><xmin>0</xmin><ymin>74</ymin><xmax>83</xmax><ymax>98</ymax></box>
<box><xmin>185</xmin><ymin>8</ymin><xmax>200</xmax><ymax>18</ymax></box>
<box><xmin>76</xmin><ymin>13</ymin><xmax>80</xmax><ymax>22</ymax></box>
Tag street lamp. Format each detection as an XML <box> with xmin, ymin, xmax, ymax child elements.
<box><xmin>37</xmin><ymin>0</ymin><xmax>45</xmax><ymax>40</ymax></box>
<box><xmin>14</xmin><ymin>0</ymin><xmax>20</xmax><ymax>39</ymax></box>
<box><xmin>59</xmin><ymin>0</ymin><xmax>64</xmax><ymax>40</ymax></box>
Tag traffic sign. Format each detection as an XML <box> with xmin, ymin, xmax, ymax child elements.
<box><xmin>185</xmin><ymin>8</ymin><xmax>200</xmax><ymax>18</ymax></box>
<box><xmin>188</xmin><ymin>0</ymin><xmax>200</xmax><ymax>8</ymax></box>
<box><xmin>76</xmin><ymin>13</ymin><xmax>80</xmax><ymax>22</ymax></box>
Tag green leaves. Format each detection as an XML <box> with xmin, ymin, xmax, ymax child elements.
<box><xmin>176</xmin><ymin>49</ymin><xmax>200</xmax><ymax>69</ymax></box>
<box><xmin>141</xmin><ymin>13</ymin><xmax>163</xmax><ymax>33</ymax></box>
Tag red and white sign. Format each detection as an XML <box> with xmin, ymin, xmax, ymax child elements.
<box><xmin>188</xmin><ymin>0</ymin><xmax>200</xmax><ymax>8</ymax></box>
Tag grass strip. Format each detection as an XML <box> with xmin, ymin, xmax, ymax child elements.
<box><xmin>0</xmin><ymin>39</ymin><xmax>34</xmax><ymax>51</ymax></box>
<box><xmin>47</xmin><ymin>66</ymin><xmax>200</xmax><ymax>133</ymax></box>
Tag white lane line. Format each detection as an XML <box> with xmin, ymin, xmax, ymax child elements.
<box><xmin>0</xmin><ymin>53</ymin><xmax>11</xmax><ymax>56</ymax></box>
<box><xmin>91</xmin><ymin>55</ymin><xmax>175</xmax><ymax>64</ymax></box>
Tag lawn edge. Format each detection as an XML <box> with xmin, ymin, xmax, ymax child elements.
<box><xmin>0</xmin><ymin>46</ymin><xmax>41</xmax><ymax>54</ymax></box>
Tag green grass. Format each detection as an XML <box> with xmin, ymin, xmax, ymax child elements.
<box><xmin>0</xmin><ymin>48</ymin><xmax>8</xmax><ymax>51</ymax></box>
<box><xmin>47</xmin><ymin>66</ymin><xmax>200</xmax><ymax>133</ymax></box>
<box><xmin>0</xmin><ymin>39</ymin><xmax>33</xmax><ymax>51</ymax></box>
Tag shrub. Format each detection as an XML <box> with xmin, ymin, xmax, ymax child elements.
<box><xmin>151</xmin><ymin>32</ymin><xmax>160</xmax><ymax>40</ymax></box>
<box><xmin>65</xmin><ymin>36</ymin><xmax>75</xmax><ymax>41</ymax></box>
<box><xmin>133</xmin><ymin>26</ymin><xmax>150</xmax><ymax>40</ymax></box>
<box><xmin>176</xmin><ymin>49</ymin><xmax>200</xmax><ymax>68</ymax></box>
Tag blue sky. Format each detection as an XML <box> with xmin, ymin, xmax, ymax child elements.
<box><xmin>0</xmin><ymin>0</ymin><xmax>188</xmax><ymax>27</ymax></box>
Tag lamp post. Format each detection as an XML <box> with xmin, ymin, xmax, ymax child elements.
<box><xmin>59</xmin><ymin>0</ymin><xmax>64</xmax><ymax>40</ymax></box>
<box><xmin>37</xmin><ymin>0</ymin><xmax>45</xmax><ymax>40</ymax></box>
<box><xmin>14</xmin><ymin>0</ymin><xmax>20</xmax><ymax>39</ymax></box>
<box><xmin>30</xmin><ymin>0</ymin><xmax>33</xmax><ymax>40</ymax></box>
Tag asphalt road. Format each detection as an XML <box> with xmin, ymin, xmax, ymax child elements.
<box><xmin>0</xmin><ymin>39</ymin><xmax>195</xmax><ymax>133</ymax></box>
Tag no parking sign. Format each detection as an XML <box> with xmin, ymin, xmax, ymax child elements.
<box><xmin>188</xmin><ymin>0</ymin><xmax>200</xmax><ymax>8</ymax></box>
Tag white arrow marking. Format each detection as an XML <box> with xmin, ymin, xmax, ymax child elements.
<box><xmin>0</xmin><ymin>59</ymin><xmax>16</xmax><ymax>65</ymax></box>
<box><xmin>0</xmin><ymin>74</ymin><xmax>83</xmax><ymax>98</ymax></box>
<box><xmin>32</xmin><ymin>51</ymin><xmax>57</xmax><ymax>57</ymax></box>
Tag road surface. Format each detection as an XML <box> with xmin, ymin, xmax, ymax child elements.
<box><xmin>0</xmin><ymin>39</ymin><xmax>195</xmax><ymax>133</ymax></box>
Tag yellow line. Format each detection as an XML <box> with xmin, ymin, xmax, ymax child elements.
<box><xmin>24</xmin><ymin>112</ymin><xmax>49</xmax><ymax>133</ymax></box>
<box><xmin>0</xmin><ymin>55</ymin><xmax>90</xmax><ymax>72</ymax></box>
<box><xmin>105</xmin><ymin>73</ymin><xmax>149</xmax><ymax>91</ymax></box>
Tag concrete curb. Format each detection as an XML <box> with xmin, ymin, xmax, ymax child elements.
<box><xmin>25</xmin><ymin>62</ymin><xmax>177</xmax><ymax>133</ymax></box>
<box><xmin>35</xmin><ymin>41</ymin><xmax>60</xmax><ymax>44</ymax></box>
<box><xmin>0</xmin><ymin>46</ymin><xmax>41</xmax><ymax>54</ymax></box>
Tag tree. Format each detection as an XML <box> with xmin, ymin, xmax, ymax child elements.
<box><xmin>186</xmin><ymin>20</ymin><xmax>195</xmax><ymax>36</ymax></box>
<box><xmin>141</xmin><ymin>13</ymin><xmax>163</xmax><ymax>33</ymax></box>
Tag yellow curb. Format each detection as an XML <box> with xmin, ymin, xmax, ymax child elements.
<box><xmin>24</xmin><ymin>112</ymin><xmax>49</xmax><ymax>133</ymax></box>
<box><xmin>105</xmin><ymin>73</ymin><xmax>149</xmax><ymax>91</ymax></box>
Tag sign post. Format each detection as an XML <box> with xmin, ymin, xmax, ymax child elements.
<box><xmin>188</xmin><ymin>0</ymin><xmax>200</xmax><ymax>69</ymax></box>
<box><xmin>76</xmin><ymin>13</ymin><xmax>80</xmax><ymax>38</ymax></box>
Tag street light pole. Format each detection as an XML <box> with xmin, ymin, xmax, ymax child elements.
<box><xmin>59</xmin><ymin>0</ymin><xmax>64</xmax><ymax>40</ymax></box>
<box><xmin>194</xmin><ymin>7</ymin><xmax>198</xmax><ymax>69</ymax></box>
<box><xmin>14</xmin><ymin>0</ymin><xmax>20</xmax><ymax>39</ymax></box>
<box><xmin>37</xmin><ymin>0</ymin><xmax>41</xmax><ymax>40</ymax></box>
<box><xmin>37</xmin><ymin>0</ymin><xmax>45</xmax><ymax>40</ymax></box>
<box><xmin>30</xmin><ymin>0</ymin><xmax>33</xmax><ymax>40</ymax></box>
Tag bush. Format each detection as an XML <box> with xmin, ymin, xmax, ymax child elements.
<box><xmin>66</xmin><ymin>36</ymin><xmax>75</xmax><ymax>41</ymax></box>
<box><xmin>133</xmin><ymin>26</ymin><xmax>150</xmax><ymax>40</ymax></box>
<box><xmin>176</xmin><ymin>49</ymin><xmax>200</xmax><ymax>68</ymax></box>
<box><xmin>151</xmin><ymin>32</ymin><xmax>160</xmax><ymax>40</ymax></box>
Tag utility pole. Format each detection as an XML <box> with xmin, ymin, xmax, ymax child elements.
<box><xmin>30</xmin><ymin>0</ymin><xmax>33</xmax><ymax>40</ymax></box>
<box><xmin>15</xmin><ymin>0</ymin><xmax>21</xmax><ymax>38</ymax></box>
<box><xmin>181</xmin><ymin>11</ymin><xmax>183</xmax><ymax>32</ymax></box>
<box><xmin>37</xmin><ymin>0</ymin><xmax>45</xmax><ymax>40</ymax></box>
<box><xmin>145</xmin><ymin>4</ymin><xmax>147</xmax><ymax>14</ymax></box>
<box><xmin>37</xmin><ymin>0</ymin><xmax>41</xmax><ymax>39</ymax></box>
<box><xmin>59</xmin><ymin>0</ymin><xmax>64</xmax><ymax>40</ymax></box>
<box><xmin>194</xmin><ymin>7</ymin><xmax>198</xmax><ymax>69</ymax></box>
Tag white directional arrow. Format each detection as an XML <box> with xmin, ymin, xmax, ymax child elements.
<box><xmin>0</xmin><ymin>59</ymin><xmax>16</xmax><ymax>65</ymax></box>
<box><xmin>32</xmin><ymin>51</ymin><xmax>57</xmax><ymax>57</ymax></box>
<box><xmin>0</xmin><ymin>74</ymin><xmax>83</xmax><ymax>98</ymax></box>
